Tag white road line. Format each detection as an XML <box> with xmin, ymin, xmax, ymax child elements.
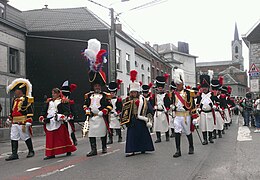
<box><xmin>57</xmin><ymin>160</ymin><xmax>64</xmax><ymax>163</ymax></box>
<box><xmin>26</xmin><ymin>167</ymin><xmax>42</xmax><ymax>172</ymax></box>
<box><xmin>100</xmin><ymin>149</ymin><xmax>120</xmax><ymax>157</ymax></box>
<box><xmin>36</xmin><ymin>165</ymin><xmax>76</xmax><ymax>178</ymax></box>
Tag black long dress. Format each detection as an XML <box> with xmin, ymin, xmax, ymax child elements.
<box><xmin>125</xmin><ymin>96</ymin><xmax>154</xmax><ymax>153</ymax></box>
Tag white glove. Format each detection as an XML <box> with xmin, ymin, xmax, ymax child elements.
<box><xmin>98</xmin><ymin>111</ymin><xmax>103</xmax><ymax>117</ymax></box>
<box><xmin>154</xmin><ymin>105</ymin><xmax>158</xmax><ymax>110</ymax></box>
<box><xmin>146</xmin><ymin>122</ymin><xmax>152</xmax><ymax>129</ymax></box>
<box><xmin>192</xmin><ymin>118</ymin><xmax>199</xmax><ymax>127</ymax></box>
<box><xmin>213</xmin><ymin>105</ymin><xmax>217</xmax><ymax>110</ymax></box>
<box><xmin>170</xmin><ymin>104</ymin><xmax>175</xmax><ymax>110</ymax></box>
<box><xmin>57</xmin><ymin>114</ymin><xmax>66</xmax><ymax>121</ymax></box>
<box><xmin>25</xmin><ymin>122</ymin><xmax>31</xmax><ymax>127</ymax></box>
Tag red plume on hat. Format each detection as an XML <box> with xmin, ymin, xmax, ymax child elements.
<box><xmin>186</xmin><ymin>85</ymin><xmax>191</xmax><ymax>89</ymax></box>
<box><xmin>116</xmin><ymin>79</ymin><xmax>122</xmax><ymax>90</ymax></box>
<box><xmin>148</xmin><ymin>82</ymin><xmax>153</xmax><ymax>88</ymax></box>
<box><xmin>227</xmin><ymin>86</ymin><xmax>232</xmax><ymax>94</ymax></box>
<box><xmin>164</xmin><ymin>73</ymin><xmax>170</xmax><ymax>82</ymax></box>
<box><xmin>219</xmin><ymin>76</ymin><xmax>224</xmax><ymax>86</ymax></box>
<box><xmin>130</xmin><ymin>70</ymin><xmax>137</xmax><ymax>82</ymax></box>
<box><xmin>70</xmin><ymin>84</ymin><xmax>77</xmax><ymax>92</ymax></box>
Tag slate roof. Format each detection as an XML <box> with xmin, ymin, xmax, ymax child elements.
<box><xmin>22</xmin><ymin>7</ymin><xmax>109</xmax><ymax>32</ymax></box>
<box><xmin>0</xmin><ymin>4</ymin><xmax>26</xmax><ymax>32</ymax></box>
<box><xmin>196</xmin><ymin>60</ymin><xmax>235</xmax><ymax>67</ymax></box>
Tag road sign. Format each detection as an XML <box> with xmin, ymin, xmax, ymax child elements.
<box><xmin>249</xmin><ymin>63</ymin><xmax>260</xmax><ymax>73</ymax></box>
<box><xmin>250</xmin><ymin>79</ymin><xmax>259</xmax><ymax>92</ymax></box>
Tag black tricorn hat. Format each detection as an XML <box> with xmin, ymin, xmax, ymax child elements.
<box><xmin>89</xmin><ymin>71</ymin><xmax>106</xmax><ymax>86</ymax></box>
<box><xmin>142</xmin><ymin>85</ymin><xmax>150</xmax><ymax>92</ymax></box>
<box><xmin>211</xmin><ymin>79</ymin><xmax>220</xmax><ymax>90</ymax></box>
<box><xmin>108</xmin><ymin>82</ymin><xmax>118</xmax><ymax>92</ymax></box>
<box><xmin>156</xmin><ymin>76</ymin><xmax>166</xmax><ymax>88</ymax></box>
<box><xmin>200</xmin><ymin>75</ymin><xmax>210</xmax><ymax>88</ymax></box>
<box><xmin>221</xmin><ymin>86</ymin><xmax>228</xmax><ymax>94</ymax></box>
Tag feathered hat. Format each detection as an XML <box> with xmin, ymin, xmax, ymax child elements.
<box><xmin>155</xmin><ymin>74</ymin><xmax>169</xmax><ymax>88</ymax></box>
<box><xmin>173</xmin><ymin>68</ymin><xmax>185</xmax><ymax>85</ymax></box>
<box><xmin>129</xmin><ymin>70</ymin><xmax>140</xmax><ymax>92</ymax></box>
<box><xmin>200</xmin><ymin>74</ymin><xmax>210</xmax><ymax>88</ymax></box>
<box><xmin>227</xmin><ymin>86</ymin><xmax>232</xmax><ymax>95</ymax></box>
<box><xmin>61</xmin><ymin>80</ymin><xmax>77</xmax><ymax>97</ymax></box>
<box><xmin>7</xmin><ymin>78</ymin><xmax>33</xmax><ymax>97</ymax></box>
<box><xmin>83</xmin><ymin>39</ymin><xmax>108</xmax><ymax>86</ymax></box>
<box><xmin>108</xmin><ymin>79</ymin><xmax>122</xmax><ymax>93</ymax></box>
<box><xmin>142</xmin><ymin>82</ymin><xmax>153</xmax><ymax>93</ymax></box>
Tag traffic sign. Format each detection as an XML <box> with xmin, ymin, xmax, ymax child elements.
<box><xmin>248</xmin><ymin>63</ymin><xmax>260</xmax><ymax>73</ymax></box>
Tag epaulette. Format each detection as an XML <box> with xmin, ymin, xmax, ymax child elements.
<box><xmin>103</xmin><ymin>92</ymin><xmax>112</xmax><ymax>99</ymax></box>
<box><xmin>84</xmin><ymin>91</ymin><xmax>94</xmax><ymax>99</ymax></box>
<box><xmin>27</xmin><ymin>97</ymin><xmax>34</xmax><ymax>103</ymax></box>
<box><xmin>187</xmin><ymin>89</ymin><xmax>196</xmax><ymax>98</ymax></box>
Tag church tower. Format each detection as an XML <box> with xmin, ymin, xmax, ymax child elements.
<box><xmin>232</xmin><ymin>23</ymin><xmax>244</xmax><ymax>70</ymax></box>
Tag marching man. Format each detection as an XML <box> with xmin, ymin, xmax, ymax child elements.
<box><xmin>107</xmin><ymin>80</ymin><xmax>123</xmax><ymax>144</ymax></box>
<box><xmin>6</xmin><ymin>78</ymin><xmax>35</xmax><ymax>161</ymax></box>
<box><xmin>172</xmin><ymin>68</ymin><xmax>197</xmax><ymax>158</ymax></box>
<box><xmin>150</xmin><ymin>74</ymin><xmax>171</xmax><ymax>143</ymax></box>
<box><xmin>197</xmin><ymin>74</ymin><xmax>215</xmax><ymax>145</ymax></box>
<box><xmin>82</xmin><ymin>39</ymin><xmax>113</xmax><ymax>157</ymax></box>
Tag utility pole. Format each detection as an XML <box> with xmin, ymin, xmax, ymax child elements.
<box><xmin>109</xmin><ymin>8</ymin><xmax>117</xmax><ymax>82</ymax></box>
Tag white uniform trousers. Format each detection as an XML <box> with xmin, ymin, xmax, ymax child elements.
<box><xmin>174</xmin><ymin>115</ymin><xmax>191</xmax><ymax>135</ymax></box>
<box><xmin>11</xmin><ymin>124</ymin><xmax>31</xmax><ymax>141</ymax></box>
<box><xmin>214</xmin><ymin>111</ymin><xmax>224</xmax><ymax>130</ymax></box>
<box><xmin>200</xmin><ymin>112</ymin><xmax>214</xmax><ymax>132</ymax></box>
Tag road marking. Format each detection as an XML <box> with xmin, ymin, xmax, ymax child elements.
<box><xmin>57</xmin><ymin>160</ymin><xmax>64</xmax><ymax>163</ymax></box>
<box><xmin>36</xmin><ymin>165</ymin><xmax>75</xmax><ymax>178</ymax></box>
<box><xmin>100</xmin><ymin>149</ymin><xmax>120</xmax><ymax>157</ymax></box>
<box><xmin>26</xmin><ymin>167</ymin><xmax>42</xmax><ymax>172</ymax></box>
<box><xmin>237</xmin><ymin>115</ymin><xmax>252</xmax><ymax>141</ymax></box>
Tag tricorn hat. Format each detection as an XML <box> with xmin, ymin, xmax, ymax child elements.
<box><xmin>7</xmin><ymin>78</ymin><xmax>32</xmax><ymax>97</ymax></box>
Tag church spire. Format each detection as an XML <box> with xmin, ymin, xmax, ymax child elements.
<box><xmin>234</xmin><ymin>23</ymin><xmax>239</xmax><ymax>40</ymax></box>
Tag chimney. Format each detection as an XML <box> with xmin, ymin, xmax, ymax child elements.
<box><xmin>145</xmin><ymin>41</ymin><xmax>150</xmax><ymax>46</ymax></box>
<box><xmin>178</xmin><ymin>41</ymin><xmax>189</xmax><ymax>54</ymax></box>
<box><xmin>44</xmin><ymin>5</ymin><xmax>48</xmax><ymax>9</ymax></box>
<box><xmin>116</xmin><ymin>24</ymin><xmax>122</xmax><ymax>31</ymax></box>
<box><xmin>153</xmin><ymin>44</ymin><xmax>159</xmax><ymax>52</ymax></box>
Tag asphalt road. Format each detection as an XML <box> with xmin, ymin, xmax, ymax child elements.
<box><xmin>1</xmin><ymin>115</ymin><xmax>260</xmax><ymax>180</ymax></box>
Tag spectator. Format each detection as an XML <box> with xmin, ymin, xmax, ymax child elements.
<box><xmin>254</xmin><ymin>96</ymin><xmax>260</xmax><ymax>133</ymax></box>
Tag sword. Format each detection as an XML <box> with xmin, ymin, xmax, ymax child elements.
<box><xmin>195</xmin><ymin>126</ymin><xmax>203</xmax><ymax>145</ymax></box>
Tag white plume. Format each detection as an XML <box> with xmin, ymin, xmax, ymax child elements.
<box><xmin>208</xmin><ymin>70</ymin><xmax>214</xmax><ymax>81</ymax></box>
<box><xmin>87</xmin><ymin>39</ymin><xmax>101</xmax><ymax>56</ymax></box>
<box><xmin>173</xmin><ymin>68</ymin><xmax>185</xmax><ymax>85</ymax></box>
<box><xmin>7</xmin><ymin>78</ymin><xmax>32</xmax><ymax>97</ymax></box>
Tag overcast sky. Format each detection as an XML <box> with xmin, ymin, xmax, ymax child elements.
<box><xmin>9</xmin><ymin>0</ymin><xmax>260</xmax><ymax>71</ymax></box>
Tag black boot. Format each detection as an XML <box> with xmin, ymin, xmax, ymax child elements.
<box><xmin>25</xmin><ymin>138</ymin><xmax>35</xmax><ymax>158</ymax></box>
<box><xmin>101</xmin><ymin>136</ymin><xmax>107</xmax><ymax>154</ymax></box>
<box><xmin>71</xmin><ymin>132</ymin><xmax>78</xmax><ymax>146</ymax></box>
<box><xmin>212</xmin><ymin>130</ymin><xmax>217</xmax><ymax>139</ymax></box>
<box><xmin>187</xmin><ymin>133</ymin><xmax>194</xmax><ymax>154</ymax></box>
<box><xmin>117</xmin><ymin>129</ymin><xmax>122</xmax><ymax>142</ymax></box>
<box><xmin>222</xmin><ymin>129</ymin><xmax>225</xmax><ymax>134</ymax></box>
<box><xmin>165</xmin><ymin>131</ymin><xmax>170</xmax><ymax>142</ymax></box>
<box><xmin>218</xmin><ymin>130</ymin><xmax>222</xmax><ymax>138</ymax></box>
<box><xmin>225</xmin><ymin>123</ymin><xmax>228</xmax><ymax>130</ymax></box>
<box><xmin>208</xmin><ymin>132</ymin><xmax>214</xmax><ymax>143</ymax></box>
<box><xmin>107</xmin><ymin>129</ymin><xmax>113</xmax><ymax>144</ymax></box>
<box><xmin>173</xmin><ymin>133</ymin><xmax>181</xmax><ymax>158</ymax></box>
<box><xmin>170</xmin><ymin>128</ymin><xmax>175</xmax><ymax>138</ymax></box>
<box><xmin>87</xmin><ymin>137</ymin><xmax>97</xmax><ymax>157</ymax></box>
<box><xmin>5</xmin><ymin>140</ymin><xmax>19</xmax><ymax>161</ymax></box>
<box><xmin>202</xmin><ymin>132</ymin><xmax>208</xmax><ymax>145</ymax></box>
<box><xmin>154</xmin><ymin>132</ymin><xmax>161</xmax><ymax>143</ymax></box>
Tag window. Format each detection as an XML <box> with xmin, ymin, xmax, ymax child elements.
<box><xmin>119</xmin><ymin>83</ymin><xmax>124</xmax><ymax>96</ymax></box>
<box><xmin>0</xmin><ymin>3</ymin><xmax>5</xmax><ymax>19</ymax></box>
<box><xmin>9</xmin><ymin>48</ymin><xmax>19</xmax><ymax>74</ymax></box>
<box><xmin>161</xmin><ymin>70</ymin><xmax>164</xmax><ymax>76</ymax></box>
<box><xmin>147</xmin><ymin>67</ymin><xmax>150</xmax><ymax>72</ymax></box>
<box><xmin>116</xmin><ymin>49</ymin><xmax>121</xmax><ymax>70</ymax></box>
<box><xmin>152</xmin><ymin>66</ymin><xmax>155</xmax><ymax>79</ymax></box>
<box><xmin>235</xmin><ymin>46</ymin><xmax>238</xmax><ymax>53</ymax></box>
<box><xmin>148</xmin><ymin>76</ymin><xmax>151</xmax><ymax>84</ymax></box>
<box><xmin>141</xmin><ymin>64</ymin><xmax>144</xmax><ymax>70</ymax></box>
<box><xmin>135</xmin><ymin>61</ymin><xmax>138</xmax><ymax>67</ymax></box>
<box><xmin>156</xmin><ymin>69</ymin><xmax>159</xmax><ymax>76</ymax></box>
<box><xmin>142</xmin><ymin>74</ymin><xmax>145</xmax><ymax>83</ymax></box>
<box><xmin>126</xmin><ymin>53</ymin><xmax>130</xmax><ymax>74</ymax></box>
